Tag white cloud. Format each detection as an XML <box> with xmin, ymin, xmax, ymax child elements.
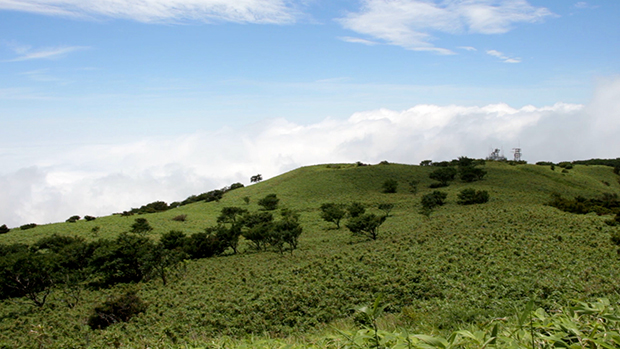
<box><xmin>2</xmin><ymin>77</ymin><xmax>620</xmax><ymax>227</ymax></box>
<box><xmin>458</xmin><ymin>46</ymin><xmax>477</xmax><ymax>51</ymax></box>
<box><xmin>4</xmin><ymin>45</ymin><xmax>88</xmax><ymax>62</ymax></box>
<box><xmin>338</xmin><ymin>0</ymin><xmax>554</xmax><ymax>53</ymax></box>
<box><xmin>486</xmin><ymin>49</ymin><xmax>521</xmax><ymax>63</ymax></box>
<box><xmin>339</xmin><ymin>36</ymin><xmax>379</xmax><ymax>46</ymax></box>
<box><xmin>0</xmin><ymin>0</ymin><xmax>297</xmax><ymax>24</ymax></box>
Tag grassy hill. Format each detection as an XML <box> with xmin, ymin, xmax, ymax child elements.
<box><xmin>1</xmin><ymin>161</ymin><xmax>620</xmax><ymax>348</ymax></box>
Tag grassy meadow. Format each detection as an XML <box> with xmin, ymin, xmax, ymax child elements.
<box><xmin>1</xmin><ymin>161</ymin><xmax>620</xmax><ymax>348</ymax></box>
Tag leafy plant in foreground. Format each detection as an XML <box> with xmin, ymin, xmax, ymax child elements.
<box><xmin>87</xmin><ymin>291</ymin><xmax>148</xmax><ymax>330</ymax></box>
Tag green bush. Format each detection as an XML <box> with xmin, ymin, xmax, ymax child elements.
<box><xmin>320</xmin><ymin>203</ymin><xmax>346</xmax><ymax>229</ymax></box>
<box><xmin>0</xmin><ymin>224</ymin><xmax>9</xmax><ymax>234</ymax></box>
<box><xmin>382</xmin><ymin>179</ymin><xmax>398</xmax><ymax>193</ymax></box>
<box><xmin>345</xmin><ymin>213</ymin><xmax>386</xmax><ymax>240</ymax></box>
<box><xmin>457</xmin><ymin>189</ymin><xmax>490</xmax><ymax>205</ymax></box>
<box><xmin>171</xmin><ymin>214</ymin><xmax>187</xmax><ymax>222</ymax></box>
<box><xmin>84</xmin><ymin>215</ymin><xmax>96</xmax><ymax>221</ymax></box>
<box><xmin>66</xmin><ymin>215</ymin><xmax>80</xmax><ymax>223</ymax></box>
<box><xmin>130</xmin><ymin>218</ymin><xmax>153</xmax><ymax>235</ymax></box>
<box><xmin>20</xmin><ymin>223</ymin><xmax>37</xmax><ymax>230</ymax></box>
<box><xmin>87</xmin><ymin>291</ymin><xmax>148</xmax><ymax>330</ymax></box>
<box><xmin>258</xmin><ymin>194</ymin><xmax>279</xmax><ymax>211</ymax></box>
<box><xmin>429</xmin><ymin>167</ymin><xmax>457</xmax><ymax>186</ymax></box>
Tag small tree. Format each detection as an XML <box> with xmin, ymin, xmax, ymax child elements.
<box><xmin>320</xmin><ymin>203</ymin><xmax>346</xmax><ymax>229</ymax></box>
<box><xmin>429</xmin><ymin>167</ymin><xmax>457</xmax><ymax>186</ymax></box>
<box><xmin>346</xmin><ymin>213</ymin><xmax>386</xmax><ymax>241</ymax></box>
<box><xmin>457</xmin><ymin>189</ymin><xmax>490</xmax><ymax>205</ymax></box>
<box><xmin>258</xmin><ymin>194</ymin><xmax>279</xmax><ymax>211</ymax></box>
<box><xmin>66</xmin><ymin>215</ymin><xmax>81</xmax><ymax>223</ymax></box>
<box><xmin>347</xmin><ymin>202</ymin><xmax>366</xmax><ymax>218</ymax></box>
<box><xmin>420</xmin><ymin>191</ymin><xmax>448</xmax><ymax>216</ymax></box>
<box><xmin>130</xmin><ymin>218</ymin><xmax>153</xmax><ymax>235</ymax></box>
<box><xmin>241</xmin><ymin>212</ymin><xmax>274</xmax><ymax>251</ymax></box>
<box><xmin>0</xmin><ymin>224</ymin><xmax>9</xmax><ymax>234</ymax></box>
<box><xmin>378</xmin><ymin>203</ymin><xmax>395</xmax><ymax>217</ymax></box>
<box><xmin>250</xmin><ymin>174</ymin><xmax>263</xmax><ymax>183</ymax></box>
<box><xmin>84</xmin><ymin>215</ymin><xmax>96</xmax><ymax>221</ymax></box>
<box><xmin>382</xmin><ymin>179</ymin><xmax>398</xmax><ymax>193</ymax></box>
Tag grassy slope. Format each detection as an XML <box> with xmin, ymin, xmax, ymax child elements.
<box><xmin>1</xmin><ymin>162</ymin><xmax>620</xmax><ymax>348</ymax></box>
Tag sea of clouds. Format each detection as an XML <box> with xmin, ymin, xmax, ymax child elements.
<box><xmin>1</xmin><ymin>77</ymin><xmax>619</xmax><ymax>227</ymax></box>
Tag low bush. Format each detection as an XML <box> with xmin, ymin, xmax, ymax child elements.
<box><xmin>457</xmin><ymin>189</ymin><xmax>490</xmax><ymax>205</ymax></box>
<box><xmin>87</xmin><ymin>291</ymin><xmax>148</xmax><ymax>330</ymax></box>
<box><xmin>66</xmin><ymin>215</ymin><xmax>80</xmax><ymax>223</ymax></box>
<box><xmin>20</xmin><ymin>223</ymin><xmax>37</xmax><ymax>230</ymax></box>
<box><xmin>171</xmin><ymin>214</ymin><xmax>187</xmax><ymax>222</ymax></box>
<box><xmin>84</xmin><ymin>215</ymin><xmax>96</xmax><ymax>221</ymax></box>
<box><xmin>0</xmin><ymin>224</ymin><xmax>9</xmax><ymax>234</ymax></box>
<box><xmin>382</xmin><ymin>179</ymin><xmax>398</xmax><ymax>193</ymax></box>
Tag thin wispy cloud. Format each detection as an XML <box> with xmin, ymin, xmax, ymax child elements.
<box><xmin>458</xmin><ymin>46</ymin><xmax>477</xmax><ymax>51</ymax></box>
<box><xmin>339</xmin><ymin>36</ymin><xmax>379</xmax><ymax>46</ymax></box>
<box><xmin>486</xmin><ymin>49</ymin><xmax>521</xmax><ymax>63</ymax></box>
<box><xmin>338</xmin><ymin>0</ymin><xmax>554</xmax><ymax>54</ymax></box>
<box><xmin>0</xmin><ymin>0</ymin><xmax>298</xmax><ymax>24</ymax></box>
<box><xmin>5</xmin><ymin>45</ymin><xmax>89</xmax><ymax>62</ymax></box>
<box><xmin>574</xmin><ymin>2</ymin><xmax>598</xmax><ymax>10</ymax></box>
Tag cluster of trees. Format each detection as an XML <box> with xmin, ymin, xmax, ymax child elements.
<box><xmin>548</xmin><ymin>193</ymin><xmax>620</xmax><ymax>216</ymax></box>
<box><xmin>420</xmin><ymin>188</ymin><xmax>490</xmax><ymax>216</ymax></box>
<box><xmin>428</xmin><ymin>157</ymin><xmax>486</xmax><ymax>188</ymax></box>
<box><xmin>320</xmin><ymin>202</ymin><xmax>388</xmax><ymax>240</ymax></box>
<box><xmin>0</xmin><ymin>194</ymin><xmax>303</xmax><ymax>307</ymax></box>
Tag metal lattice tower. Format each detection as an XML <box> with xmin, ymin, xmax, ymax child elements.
<box><xmin>512</xmin><ymin>148</ymin><xmax>522</xmax><ymax>162</ymax></box>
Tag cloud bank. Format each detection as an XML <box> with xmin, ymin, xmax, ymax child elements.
<box><xmin>2</xmin><ymin>77</ymin><xmax>620</xmax><ymax>227</ymax></box>
<box><xmin>339</xmin><ymin>0</ymin><xmax>554</xmax><ymax>53</ymax></box>
<box><xmin>0</xmin><ymin>0</ymin><xmax>297</xmax><ymax>24</ymax></box>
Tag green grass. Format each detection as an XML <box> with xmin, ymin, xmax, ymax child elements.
<box><xmin>1</xmin><ymin>161</ymin><xmax>620</xmax><ymax>348</ymax></box>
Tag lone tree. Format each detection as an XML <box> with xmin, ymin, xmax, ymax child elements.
<box><xmin>382</xmin><ymin>179</ymin><xmax>398</xmax><ymax>193</ymax></box>
<box><xmin>0</xmin><ymin>224</ymin><xmax>9</xmax><ymax>234</ymax></box>
<box><xmin>429</xmin><ymin>167</ymin><xmax>457</xmax><ymax>187</ymax></box>
<box><xmin>320</xmin><ymin>203</ymin><xmax>346</xmax><ymax>229</ymax></box>
<box><xmin>258</xmin><ymin>194</ymin><xmax>279</xmax><ymax>211</ymax></box>
<box><xmin>250</xmin><ymin>174</ymin><xmax>263</xmax><ymax>183</ymax></box>
<box><xmin>346</xmin><ymin>213</ymin><xmax>387</xmax><ymax>241</ymax></box>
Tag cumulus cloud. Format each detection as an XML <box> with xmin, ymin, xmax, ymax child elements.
<box><xmin>2</xmin><ymin>77</ymin><xmax>620</xmax><ymax>227</ymax></box>
<box><xmin>486</xmin><ymin>49</ymin><xmax>521</xmax><ymax>63</ymax></box>
<box><xmin>0</xmin><ymin>0</ymin><xmax>297</xmax><ymax>24</ymax></box>
<box><xmin>338</xmin><ymin>0</ymin><xmax>554</xmax><ymax>53</ymax></box>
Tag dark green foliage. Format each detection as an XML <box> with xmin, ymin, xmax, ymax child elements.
<box><xmin>548</xmin><ymin>193</ymin><xmax>620</xmax><ymax>215</ymax></box>
<box><xmin>250</xmin><ymin>174</ymin><xmax>263</xmax><ymax>183</ymax></box>
<box><xmin>84</xmin><ymin>215</ymin><xmax>96</xmax><ymax>221</ymax></box>
<box><xmin>319</xmin><ymin>203</ymin><xmax>346</xmax><ymax>229</ymax></box>
<box><xmin>536</xmin><ymin>161</ymin><xmax>555</xmax><ymax>166</ymax></box>
<box><xmin>183</xmin><ymin>232</ymin><xmax>225</xmax><ymax>259</ymax></box>
<box><xmin>241</xmin><ymin>212</ymin><xmax>274</xmax><ymax>250</ymax></box>
<box><xmin>558</xmin><ymin>162</ymin><xmax>573</xmax><ymax>170</ymax></box>
<box><xmin>20</xmin><ymin>223</ymin><xmax>37</xmax><ymax>230</ymax></box>
<box><xmin>270</xmin><ymin>210</ymin><xmax>303</xmax><ymax>253</ymax></box>
<box><xmin>229</xmin><ymin>182</ymin><xmax>245</xmax><ymax>190</ymax></box>
<box><xmin>34</xmin><ymin>234</ymin><xmax>84</xmax><ymax>252</ymax></box>
<box><xmin>217</xmin><ymin>207</ymin><xmax>248</xmax><ymax>225</ymax></box>
<box><xmin>87</xmin><ymin>291</ymin><xmax>147</xmax><ymax>330</ymax></box>
<box><xmin>89</xmin><ymin>233</ymin><xmax>152</xmax><ymax>286</ymax></box>
<box><xmin>377</xmin><ymin>203</ymin><xmax>394</xmax><ymax>217</ymax></box>
<box><xmin>258</xmin><ymin>194</ymin><xmax>279</xmax><ymax>211</ymax></box>
<box><xmin>457</xmin><ymin>156</ymin><xmax>487</xmax><ymax>182</ymax></box>
<box><xmin>457</xmin><ymin>189</ymin><xmax>490</xmax><ymax>205</ymax></box>
<box><xmin>429</xmin><ymin>167</ymin><xmax>457</xmax><ymax>186</ymax></box>
<box><xmin>160</xmin><ymin>230</ymin><xmax>187</xmax><ymax>251</ymax></box>
<box><xmin>131</xmin><ymin>200</ymin><xmax>169</xmax><ymax>214</ymax></box>
<box><xmin>572</xmin><ymin>158</ymin><xmax>620</xmax><ymax>168</ymax></box>
<box><xmin>379</xmin><ymin>160</ymin><xmax>390</xmax><ymax>165</ymax></box>
<box><xmin>420</xmin><ymin>191</ymin><xmax>448</xmax><ymax>216</ymax></box>
<box><xmin>614</xmin><ymin>165</ymin><xmax>620</xmax><ymax>175</ymax></box>
<box><xmin>0</xmin><ymin>250</ymin><xmax>57</xmax><ymax>306</ymax></box>
<box><xmin>345</xmin><ymin>213</ymin><xmax>386</xmax><ymax>240</ymax></box>
<box><xmin>408</xmin><ymin>180</ymin><xmax>419</xmax><ymax>194</ymax></box>
<box><xmin>382</xmin><ymin>179</ymin><xmax>398</xmax><ymax>193</ymax></box>
<box><xmin>243</xmin><ymin>196</ymin><xmax>250</xmax><ymax>205</ymax></box>
<box><xmin>420</xmin><ymin>160</ymin><xmax>432</xmax><ymax>166</ymax></box>
<box><xmin>347</xmin><ymin>202</ymin><xmax>366</xmax><ymax>218</ymax></box>
<box><xmin>0</xmin><ymin>224</ymin><xmax>9</xmax><ymax>234</ymax></box>
<box><xmin>66</xmin><ymin>215</ymin><xmax>80</xmax><ymax>223</ymax></box>
<box><xmin>130</xmin><ymin>218</ymin><xmax>153</xmax><ymax>235</ymax></box>
<box><xmin>142</xmin><ymin>244</ymin><xmax>187</xmax><ymax>286</ymax></box>
<box><xmin>171</xmin><ymin>214</ymin><xmax>187</xmax><ymax>222</ymax></box>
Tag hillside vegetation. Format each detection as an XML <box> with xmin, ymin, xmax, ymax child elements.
<box><xmin>1</xmin><ymin>161</ymin><xmax>620</xmax><ymax>348</ymax></box>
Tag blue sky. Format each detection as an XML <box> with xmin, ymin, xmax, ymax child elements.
<box><xmin>1</xmin><ymin>0</ymin><xmax>619</xmax><ymax>226</ymax></box>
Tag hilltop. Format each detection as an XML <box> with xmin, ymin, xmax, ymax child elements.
<box><xmin>1</xmin><ymin>160</ymin><xmax>620</xmax><ymax>348</ymax></box>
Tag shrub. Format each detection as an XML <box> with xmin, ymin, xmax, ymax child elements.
<box><xmin>130</xmin><ymin>218</ymin><xmax>153</xmax><ymax>235</ymax></box>
<box><xmin>258</xmin><ymin>194</ymin><xmax>279</xmax><ymax>211</ymax></box>
<box><xmin>171</xmin><ymin>214</ymin><xmax>187</xmax><ymax>222</ymax></box>
<box><xmin>347</xmin><ymin>202</ymin><xmax>366</xmax><ymax>218</ymax></box>
<box><xmin>87</xmin><ymin>291</ymin><xmax>148</xmax><ymax>330</ymax></box>
<box><xmin>457</xmin><ymin>189</ymin><xmax>490</xmax><ymax>205</ymax></box>
<box><xmin>160</xmin><ymin>230</ymin><xmax>188</xmax><ymax>250</ymax></box>
<box><xmin>66</xmin><ymin>215</ymin><xmax>80</xmax><ymax>223</ymax></box>
<box><xmin>0</xmin><ymin>224</ymin><xmax>9</xmax><ymax>234</ymax></box>
<box><xmin>377</xmin><ymin>203</ymin><xmax>394</xmax><ymax>217</ymax></box>
<box><xmin>420</xmin><ymin>191</ymin><xmax>448</xmax><ymax>216</ymax></box>
<box><xmin>84</xmin><ymin>215</ymin><xmax>96</xmax><ymax>221</ymax></box>
<box><xmin>382</xmin><ymin>179</ymin><xmax>398</xmax><ymax>193</ymax></box>
<box><xmin>229</xmin><ymin>182</ymin><xmax>244</xmax><ymax>190</ymax></box>
<box><xmin>20</xmin><ymin>223</ymin><xmax>37</xmax><ymax>230</ymax></box>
